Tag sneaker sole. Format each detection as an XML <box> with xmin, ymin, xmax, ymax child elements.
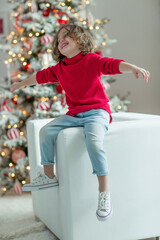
<box><xmin>96</xmin><ymin>209</ymin><xmax>113</xmax><ymax>222</ymax></box>
<box><xmin>22</xmin><ymin>182</ymin><xmax>59</xmax><ymax>191</ymax></box>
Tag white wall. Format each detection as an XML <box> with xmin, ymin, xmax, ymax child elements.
<box><xmin>91</xmin><ymin>0</ymin><xmax>160</xmax><ymax>114</ymax></box>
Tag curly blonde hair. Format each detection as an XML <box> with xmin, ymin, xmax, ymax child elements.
<box><xmin>52</xmin><ymin>24</ymin><xmax>94</xmax><ymax>62</ymax></box>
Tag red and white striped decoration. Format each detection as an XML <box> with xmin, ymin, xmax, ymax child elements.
<box><xmin>1</xmin><ymin>105</ymin><xmax>12</xmax><ymax>112</ymax></box>
<box><xmin>23</xmin><ymin>41</ymin><xmax>32</xmax><ymax>51</ymax></box>
<box><xmin>38</xmin><ymin>101</ymin><xmax>50</xmax><ymax>111</ymax></box>
<box><xmin>41</xmin><ymin>34</ymin><xmax>53</xmax><ymax>45</ymax></box>
<box><xmin>1</xmin><ymin>100</ymin><xmax>12</xmax><ymax>112</ymax></box>
<box><xmin>7</xmin><ymin>128</ymin><xmax>20</xmax><ymax>139</ymax></box>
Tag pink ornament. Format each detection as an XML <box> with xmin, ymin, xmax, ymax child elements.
<box><xmin>7</xmin><ymin>128</ymin><xmax>20</xmax><ymax>139</ymax></box>
<box><xmin>14</xmin><ymin>180</ymin><xmax>22</xmax><ymax>195</ymax></box>
<box><xmin>41</xmin><ymin>34</ymin><xmax>53</xmax><ymax>45</ymax></box>
<box><xmin>12</xmin><ymin>149</ymin><xmax>26</xmax><ymax>163</ymax></box>
<box><xmin>38</xmin><ymin>101</ymin><xmax>50</xmax><ymax>111</ymax></box>
<box><xmin>103</xmin><ymin>83</ymin><xmax>110</xmax><ymax>91</ymax></box>
<box><xmin>23</xmin><ymin>41</ymin><xmax>32</xmax><ymax>51</ymax></box>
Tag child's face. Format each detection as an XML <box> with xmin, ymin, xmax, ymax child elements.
<box><xmin>57</xmin><ymin>28</ymin><xmax>80</xmax><ymax>58</ymax></box>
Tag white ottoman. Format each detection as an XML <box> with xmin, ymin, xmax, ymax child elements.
<box><xmin>26</xmin><ymin>112</ymin><xmax>160</xmax><ymax>240</ymax></box>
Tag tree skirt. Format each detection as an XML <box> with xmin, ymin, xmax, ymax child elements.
<box><xmin>0</xmin><ymin>193</ymin><xmax>59</xmax><ymax>240</ymax></box>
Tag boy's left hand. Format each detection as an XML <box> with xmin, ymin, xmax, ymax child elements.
<box><xmin>132</xmin><ymin>66</ymin><xmax>150</xmax><ymax>83</ymax></box>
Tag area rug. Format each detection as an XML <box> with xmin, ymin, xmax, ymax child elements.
<box><xmin>0</xmin><ymin>193</ymin><xmax>59</xmax><ymax>240</ymax></box>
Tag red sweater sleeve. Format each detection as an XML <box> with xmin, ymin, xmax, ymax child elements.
<box><xmin>36</xmin><ymin>66</ymin><xmax>59</xmax><ymax>84</ymax></box>
<box><xmin>98</xmin><ymin>56</ymin><xmax>125</xmax><ymax>75</ymax></box>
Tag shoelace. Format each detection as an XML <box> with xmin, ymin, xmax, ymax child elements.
<box><xmin>32</xmin><ymin>172</ymin><xmax>45</xmax><ymax>183</ymax></box>
<box><xmin>98</xmin><ymin>192</ymin><xmax>110</xmax><ymax>212</ymax></box>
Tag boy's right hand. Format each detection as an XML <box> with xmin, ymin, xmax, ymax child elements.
<box><xmin>10</xmin><ymin>82</ymin><xmax>22</xmax><ymax>93</ymax></box>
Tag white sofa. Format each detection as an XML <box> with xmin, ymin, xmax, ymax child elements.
<box><xmin>26</xmin><ymin>112</ymin><xmax>160</xmax><ymax>240</ymax></box>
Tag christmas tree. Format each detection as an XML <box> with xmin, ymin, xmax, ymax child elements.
<box><xmin>0</xmin><ymin>0</ymin><xmax>130</xmax><ymax>196</ymax></box>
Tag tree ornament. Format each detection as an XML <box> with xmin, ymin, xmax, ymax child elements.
<box><xmin>12</xmin><ymin>149</ymin><xmax>26</xmax><ymax>163</ymax></box>
<box><xmin>55</xmin><ymin>11</ymin><xmax>69</xmax><ymax>25</ymax></box>
<box><xmin>1</xmin><ymin>100</ymin><xmax>12</xmax><ymax>112</ymax></box>
<box><xmin>41</xmin><ymin>34</ymin><xmax>53</xmax><ymax>45</ymax></box>
<box><xmin>56</xmin><ymin>84</ymin><xmax>63</xmax><ymax>94</ymax></box>
<box><xmin>38</xmin><ymin>101</ymin><xmax>51</xmax><ymax>111</ymax></box>
<box><xmin>14</xmin><ymin>179</ymin><xmax>22</xmax><ymax>195</ymax></box>
<box><xmin>22</xmin><ymin>41</ymin><xmax>32</xmax><ymax>51</ymax></box>
<box><xmin>7</xmin><ymin>128</ymin><xmax>20</xmax><ymax>139</ymax></box>
<box><xmin>94</xmin><ymin>50</ymin><xmax>103</xmax><ymax>56</ymax></box>
<box><xmin>43</xmin><ymin>9</ymin><xmax>50</xmax><ymax>17</ymax></box>
<box><xmin>103</xmin><ymin>83</ymin><xmax>110</xmax><ymax>91</ymax></box>
<box><xmin>23</xmin><ymin>63</ymin><xmax>30</xmax><ymax>70</ymax></box>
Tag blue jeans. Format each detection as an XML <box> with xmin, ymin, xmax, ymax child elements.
<box><xmin>39</xmin><ymin>109</ymin><xmax>110</xmax><ymax>176</ymax></box>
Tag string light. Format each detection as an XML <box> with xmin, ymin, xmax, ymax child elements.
<box><xmin>53</xmin><ymin>96</ymin><xmax>57</xmax><ymax>101</ymax></box>
<box><xmin>1</xmin><ymin>152</ymin><xmax>5</xmax><ymax>157</ymax></box>
<box><xmin>2</xmin><ymin>187</ymin><xmax>7</xmax><ymax>192</ymax></box>
<box><xmin>8</xmin><ymin>125</ymin><xmax>12</xmax><ymax>129</ymax></box>
<box><xmin>11</xmin><ymin>173</ymin><xmax>15</xmax><ymax>177</ymax></box>
<box><xmin>22</xmin><ymin>180</ymin><xmax>26</xmax><ymax>184</ymax></box>
<box><xmin>9</xmin><ymin>163</ymin><xmax>13</xmax><ymax>167</ymax></box>
<box><xmin>47</xmin><ymin>49</ymin><xmax>52</xmax><ymax>53</ymax></box>
<box><xmin>26</xmin><ymin>166</ymin><xmax>30</xmax><ymax>171</ymax></box>
<box><xmin>20</xmin><ymin>131</ymin><xmax>24</xmax><ymax>136</ymax></box>
<box><xmin>28</xmin><ymin>33</ymin><xmax>33</xmax><ymax>37</ymax></box>
<box><xmin>13</xmin><ymin>124</ymin><xmax>18</xmax><ymax>128</ymax></box>
<box><xmin>117</xmin><ymin>105</ymin><xmax>122</xmax><ymax>110</ymax></box>
<box><xmin>89</xmin><ymin>26</ymin><xmax>94</xmax><ymax>30</ymax></box>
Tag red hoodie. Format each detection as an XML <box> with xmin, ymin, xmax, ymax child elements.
<box><xmin>36</xmin><ymin>52</ymin><xmax>125</xmax><ymax>123</ymax></box>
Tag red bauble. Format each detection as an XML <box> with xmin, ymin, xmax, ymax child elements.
<box><xmin>12</xmin><ymin>149</ymin><xmax>26</xmax><ymax>163</ymax></box>
<box><xmin>56</xmin><ymin>84</ymin><xmax>63</xmax><ymax>93</ymax></box>
<box><xmin>7</xmin><ymin>128</ymin><xmax>20</xmax><ymax>139</ymax></box>
<box><xmin>23</xmin><ymin>63</ymin><xmax>30</xmax><ymax>70</ymax></box>
<box><xmin>3</xmin><ymin>172</ymin><xmax>8</xmax><ymax>177</ymax></box>
<box><xmin>94</xmin><ymin>51</ymin><xmax>103</xmax><ymax>56</ymax></box>
<box><xmin>58</xmin><ymin>19</ymin><xmax>68</xmax><ymax>24</ymax></box>
<box><xmin>43</xmin><ymin>9</ymin><xmax>50</xmax><ymax>17</ymax></box>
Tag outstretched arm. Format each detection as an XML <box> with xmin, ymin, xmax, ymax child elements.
<box><xmin>10</xmin><ymin>74</ymin><xmax>37</xmax><ymax>93</ymax></box>
<box><xmin>119</xmin><ymin>62</ymin><xmax>150</xmax><ymax>83</ymax></box>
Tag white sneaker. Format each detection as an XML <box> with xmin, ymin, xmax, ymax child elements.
<box><xmin>96</xmin><ymin>191</ymin><xmax>113</xmax><ymax>221</ymax></box>
<box><xmin>22</xmin><ymin>172</ymin><xmax>59</xmax><ymax>191</ymax></box>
